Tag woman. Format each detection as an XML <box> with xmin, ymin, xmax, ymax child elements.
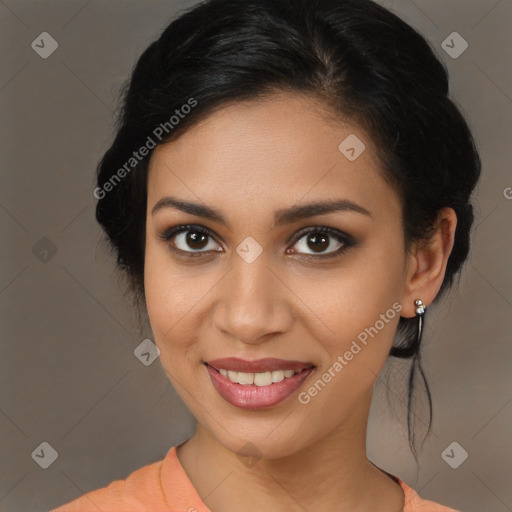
<box><xmin>52</xmin><ymin>0</ymin><xmax>480</xmax><ymax>510</ymax></box>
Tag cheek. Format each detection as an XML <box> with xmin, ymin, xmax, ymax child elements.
<box><xmin>302</xmin><ymin>236</ymin><xmax>405</xmax><ymax>368</ymax></box>
<box><xmin>318</xmin><ymin>233</ymin><xmax>404</xmax><ymax>307</ymax></box>
<box><xmin>143</xmin><ymin>249</ymin><xmax>197</xmax><ymax>360</ymax></box>
<box><xmin>296</xmin><ymin>286</ymin><xmax>402</xmax><ymax>421</ymax></box>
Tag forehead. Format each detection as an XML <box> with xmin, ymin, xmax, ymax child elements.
<box><xmin>147</xmin><ymin>93</ymin><xmax>400</xmax><ymax>223</ymax></box>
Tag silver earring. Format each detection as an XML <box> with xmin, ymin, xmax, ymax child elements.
<box><xmin>414</xmin><ymin>299</ymin><xmax>426</xmax><ymax>342</ymax></box>
<box><xmin>389</xmin><ymin>299</ymin><xmax>428</xmax><ymax>358</ymax></box>
<box><xmin>415</xmin><ymin>299</ymin><xmax>426</xmax><ymax>315</ymax></box>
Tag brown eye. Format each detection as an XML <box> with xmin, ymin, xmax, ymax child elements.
<box><xmin>160</xmin><ymin>225</ymin><xmax>221</xmax><ymax>254</ymax></box>
<box><xmin>304</xmin><ymin>232</ymin><xmax>330</xmax><ymax>253</ymax></box>
<box><xmin>184</xmin><ymin>230</ymin><xmax>210</xmax><ymax>250</ymax></box>
<box><xmin>289</xmin><ymin>227</ymin><xmax>354</xmax><ymax>258</ymax></box>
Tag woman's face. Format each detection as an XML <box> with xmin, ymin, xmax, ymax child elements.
<box><xmin>144</xmin><ymin>92</ymin><xmax>410</xmax><ymax>458</ymax></box>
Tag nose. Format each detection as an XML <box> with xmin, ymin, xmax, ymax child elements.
<box><xmin>212</xmin><ymin>251</ymin><xmax>293</xmax><ymax>346</ymax></box>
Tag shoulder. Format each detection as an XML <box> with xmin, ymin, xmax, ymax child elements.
<box><xmin>398</xmin><ymin>478</ymin><xmax>461</xmax><ymax>512</ymax></box>
<box><xmin>50</xmin><ymin>456</ymin><xmax>166</xmax><ymax>512</ymax></box>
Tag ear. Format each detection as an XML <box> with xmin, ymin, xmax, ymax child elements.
<box><xmin>400</xmin><ymin>207</ymin><xmax>457</xmax><ymax>318</ymax></box>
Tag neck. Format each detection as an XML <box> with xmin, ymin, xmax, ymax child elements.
<box><xmin>176</xmin><ymin>388</ymin><xmax>404</xmax><ymax>512</ymax></box>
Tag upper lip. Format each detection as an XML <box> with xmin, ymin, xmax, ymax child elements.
<box><xmin>205</xmin><ymin>357</ymin><xmax>315</xmax><ymax>373</ymax></box>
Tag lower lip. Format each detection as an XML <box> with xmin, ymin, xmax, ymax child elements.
<box><xmin>205</xmin><ymin>364</ymin><xmax>315</xmax><ymax>410</ymax></box>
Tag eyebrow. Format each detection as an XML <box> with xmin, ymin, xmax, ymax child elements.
<box><xmin>151</xmin><ymin>196</ymin><xmax>371</xmax><ymax>228</ymax></box>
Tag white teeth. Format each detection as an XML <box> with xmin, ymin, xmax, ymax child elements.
<box><xmin>271</xmin><ymin>370</ymin><xmax>284</xmax><ymax>383</ymax></box>
<box><xmin>218</xmin><ymin>368</ymin><xmax>304</xmax><ymax>386</ymax></box>
<box><xmin>254</xmin><ymin>371</ymin><xmax>272</xmax><ymax>386</ymax></box>
<box><xmin>238</xmin><ymin>372</ymin><xmax>254</xmax><ymax>385</ymax></box>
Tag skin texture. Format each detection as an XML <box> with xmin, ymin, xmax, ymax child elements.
<box><xmin>144</xmin><ymin>92</ymin><xmax>457</xmax><ymax>512</ymax></box>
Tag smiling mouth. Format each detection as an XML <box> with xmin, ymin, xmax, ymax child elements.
<box><xmin>205</xmin><ymin>364</ymin><xmax>314</xmax><ymax>387</ymax></box>
<box><xmin>203</xmin><ymin>356</ymin><xmax>316</xmax><ymax>409</ymax></box>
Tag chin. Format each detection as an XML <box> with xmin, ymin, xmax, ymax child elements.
<box><xmin>204</xmin><ymin>417</ymin><xmax>319</xmax><ymax>461</ymax></box>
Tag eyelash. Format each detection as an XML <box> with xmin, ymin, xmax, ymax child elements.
<box><xmin>158</xmin><ymin>224</ymin><xmax>356</xmax><ymax>260</ymax></box>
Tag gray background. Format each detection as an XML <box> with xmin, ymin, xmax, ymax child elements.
<box><xmin>0</xmin><ymin>1</ymin><xmax>511</xmax><ymax>511</ymax></box>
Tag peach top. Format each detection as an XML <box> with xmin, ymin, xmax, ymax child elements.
<box><xmin>51</xmin><ymin>445</ymin><xmax>460</xmax><ymax>512</ymax></box>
